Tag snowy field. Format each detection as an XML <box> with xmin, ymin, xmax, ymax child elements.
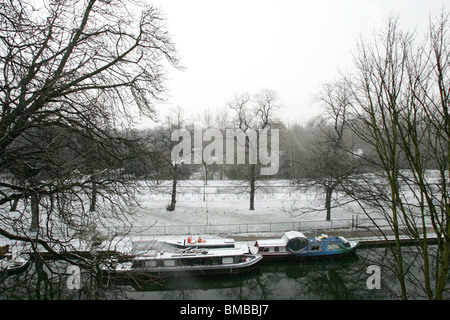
<box><xmin>1</xmin><ymin>179</ymin><xmax>366</xmax><ymax>251</ymax></box>
<box><xmin>1</xmin><ymin>177</ymin><xmax>440</xmax><ymax>252</ymax></box>
<box><xmin>5</xmin><ymin>174</ymin><xmax>443</xmax><ymax>239</ymax></box>
<box><xmin>123</xmin><ymin>180</ymin><xmax>367</xmax><ymax>236</ymax></box>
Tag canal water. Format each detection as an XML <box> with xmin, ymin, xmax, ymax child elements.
<box><xmin>0</xmin><ymin>246</ymin><xmax>448</xmax><ymax>300</ymax></box>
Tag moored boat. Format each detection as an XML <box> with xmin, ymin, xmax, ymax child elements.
<box><xmin>0</xmin><ymin>245</ymin><xmax>30</xmax><ymax>275</ymax></box>
<box><xmin>253</xmin><ymin>231</ymin><xmax>359</xmax><ymax>259</ymax></box>
<box><xmin>104</xmin><ymin>245</ymin><xmax>262</xmax><ymax>277</ymax></box>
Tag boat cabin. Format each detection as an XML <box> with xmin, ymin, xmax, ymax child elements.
<box><xmin>254</xmin><ymin>231</ymin><xmax>309</xmax><ymax>254</ymax></box>
<box><xmin>254</xmin><ymin>231</ymin><xmax>358</xmax><ymax>259</ymax></box>
<box><xmin>131</xmin><ymin>247</ymin><xmax>251</xmax><ymax>269</ymax></box>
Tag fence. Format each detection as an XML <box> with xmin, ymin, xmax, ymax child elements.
<box><xmin>123</xmin><ymin>215</ymin><xmax>386</xmax><ymax>236</ymax></box>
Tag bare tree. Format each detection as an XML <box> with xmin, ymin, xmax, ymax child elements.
<box><xmin>345</xmin><ymin>13</ymin><xmax>450</xmax><ymax>299</ymax></box>
<box><xmin>281</xmin><ymin>123</ymin><xmax>310</xmax><ymax>181</ymax></box>
<box><xmin>228</xmin><ymin>89</ymin><xmax>281</xmax><ymax>210</ymax></box>
<box><xmin>301</xmin><ymin>80</ymin><xmax>358</xmax><ymax>221</ymax></box>
<box><xmin>150</xmin><ymin>107</ymin><xmax>191</xmax><ymax>211</ymax></box>
<box><xmin>0</xmin><ymin>0</ymin><xmax>180</xmax><ymax>267</ymax></box>
<box><xmin>194</xmin><ymin>107</ymin><xmax>219</xmax><ymax>185</ymax></box>
<box><xmin>214</xmin><ymin>106</ymin><xmax>231</xmax><ymax>180</ymax></box>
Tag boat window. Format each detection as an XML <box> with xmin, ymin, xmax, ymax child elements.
<box><xmin>286</xmin><ymin>237</ymin><xmax>309</xmax><ymax>253</ymax></box>
<box><xmin>156</xmin><ymin>260</ymin><xmax>164</xmax><ymax>267</ymax></box>
<box><xmin>182</xmin><ymin>258</ymin><xmax>205</xmax><ymax>266</ymax></box>
<box><xmin>145</xmin><ymin>260</ymin><xmax>157</xmax><ymax>267</ymax></box>
<box><xmin>182</xmin><ymin>258</ymin><xmax>193</xmax><ymax>266</ymax></box>
<box><xmin>223</xmin><ymin>257</ymin><xmax>233</xmax><ymax>264</ymax></box>
<box><xmin>263</xmin><ymin>247</ymin><xmax>270</xmax><ymax>252</ymax></box>
<box><xmin>275</xmin><ymin>247</ymin><xmax>279</xmax><ymax>252</ymax></box>
<box><xmin>132</xmin><ymin>260</ymin><xmax>145</xmax><ymax>269</ymax></box>
<box><xmin>311</xmin><ymin>244</ymin><xmax>320</xmax><ymax>251</ymax></box>
<box><xmin>164</xmin><ymin>260</ymin><xmax>175</xmax><ymax>267</ymax></box>
<box><xmin>326</xmin><ymin>243</ymin><xmax>341</xmax><ymax>250</ymax></box>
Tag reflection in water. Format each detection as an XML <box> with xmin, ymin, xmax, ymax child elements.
<box><xmin>127</xmin><ymin>255</ymin><xmax>371</xmax><ymax>300</ymax></box>
<box><xmin>1</xmin><ymin>247</ymin><xmax>448</xmax><ymax>300</ymax></box>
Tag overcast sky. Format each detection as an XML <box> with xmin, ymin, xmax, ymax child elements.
<box><xmin>143</xmin><ymin>0</ymin><xmax>447</xmax><ymax>128</ymax></box>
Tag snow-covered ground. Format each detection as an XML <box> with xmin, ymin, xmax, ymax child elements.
<box><xmin>1</xmin><ymin>179</ymin><xmax>364</xmax><ymax>251</ymax></box>
<box><xmin>1</xmin><ymin>176</ymin><xmax>443</xmax><ymax>256</ymax></box>
<box><xmin>122</xmin><ymin>180</ymin><xmax>365</xmax><ymax>236</ymax></box>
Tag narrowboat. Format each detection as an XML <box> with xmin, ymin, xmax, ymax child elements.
<box><xmin>253</xmin><ymin>231</ymin><xmax>359</xmax><ymax>259</ymax></box>
<box><xmin>104</xmin><ymin>243</ymin><xmax>262</xmax><ymax>276</ymax></box>
<box><xmin>0</xmin><ymin>245</ymin><xmax>30</xmax><ymax>275</ymax></box>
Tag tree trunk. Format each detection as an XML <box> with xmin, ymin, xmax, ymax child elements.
<box><xmin>30</xmin><ymin>193</ymin><xmax>40</xmax><ymax>231</ymax></box>
<box><xmin>90</xmin><ymin>178</ymin><xmax>97</xmax><ymax>212</ymax></box>
<box><xmin>170</xmin><ymin>179</ymin><xmax>177</xmax><ymax>210</ymax></box>
<box><xmin>168</xmin><ymin>167</ymin><xmax>177</xmax><ymax>211</ymax></box>
<box><xmin>325</xmin><ymin>186</ymin><xmax>332</xmax><ymax>221</ymax></box>
<box><xmin>435</xmin><ymin>221</ymin><xmax>450</xmax><ymax>299</ymax></box>
<box><xmin>204</xmin><ymin>162</ymin><xmax>208</xmax><ymax>185</ymax></box>
<box><xmin>249</xmin><ymin>164</ymin><xmax>256</xmax><ymax>210</ymax></box>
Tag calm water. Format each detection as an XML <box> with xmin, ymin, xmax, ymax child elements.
<box><xmin>1</xmin><ymin>246</ymin><xmax>448</xmax><ymax>300</ymax></box>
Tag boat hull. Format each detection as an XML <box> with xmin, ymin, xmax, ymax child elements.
<box><xmin>104</xmin><ymin>254</ymin><xmax>262</xmax><ymax>277</ymax></box>
<box><xmin>259</xmin><ymin>245</ymin><xmax>358</xmax><ymax>260</ymax></box>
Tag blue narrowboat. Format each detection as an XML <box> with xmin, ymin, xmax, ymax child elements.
<box><xmin>253</xmin><ymin>231</ymin><xmax>359</xmax><ymax>259</ymax></box>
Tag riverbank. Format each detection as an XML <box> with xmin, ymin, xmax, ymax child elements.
<box><xmin>116</xmin><ymin>180</ymin><xmax>438</xmax><ymax>245</ymax></box>
<box><xmin>231</xmin><ymin>227</ymin><xmax>440</xmax><ymax>248</ymax></box>
<box><xmin>0</xmin><ymin>180</ymin><xmax>437</xmax><ymax>255</ymax></box>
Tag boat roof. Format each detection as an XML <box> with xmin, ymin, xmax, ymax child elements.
<box><xmin>284</xmin><ymin>231</ymin><xmax>306</xmax><ymax>240</ymax></box>
<box><xmin>255</xmin><ymin>231</ymin><xmax>306</xmax><ymax>247</ymax></box>
<box><xmin>131</xmin><ymin>238</ymin><xmax>235</xmax><ymax>251</ymax></box>
<box><xmin>134</xmin><ymin>247</ymin><xmax>247</xmax><ymax>260</ymax></box>
<box><xmin>164</xmin><ymin>238</ymin><xmax>235</xmax><ymax>246</ymax></box>
<box><xmin>131</xmin><ymin>240</ymin><xmax>177</xmax><ymax>252</ymax></box>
